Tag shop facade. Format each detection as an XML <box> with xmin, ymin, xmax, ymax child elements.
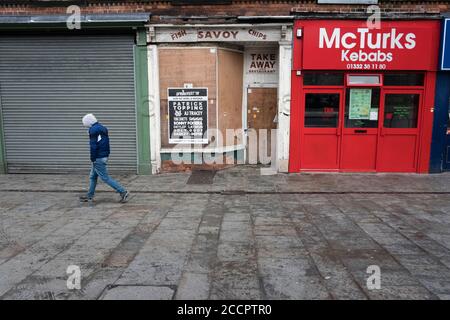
<box><xmin>289</xmin><ymin>19</ymin><xmax>441</xmax><ymax>173</ymax></box>
<box><xmin>0</xmin><ymin>14</ymin><xmax>151</xmax><ymax>174</ymax></box>
<box><xmin>147</xmin><ymin>23</ymin><xmax>293</xmax><ymax>173</ymax></box>
<box><xmin>431</xmin><ymin>16</ymin><xmax>450</xmax><ymax>172</ymax></box>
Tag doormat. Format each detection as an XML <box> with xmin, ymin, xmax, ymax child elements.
<box><xmin>186</xmin><ymin>170</ymin><xmax>217</xmax><ymax>185</ymax></box>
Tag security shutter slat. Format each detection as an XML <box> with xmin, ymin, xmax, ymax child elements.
<box><xmin>0</xmin><ymin>35</ymin><xmax>137</xmax><ymax>173</ymax></box>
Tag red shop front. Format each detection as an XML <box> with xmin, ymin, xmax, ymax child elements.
<box><xmin>289</xmin><ymin>20</ymin><xmax>440</xmax><ymax>173</ymax></box>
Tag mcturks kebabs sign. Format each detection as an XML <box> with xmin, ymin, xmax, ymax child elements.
<box><xmin>299</xmin><ymin>21</ymin><xmax>440</xmax><ymax>71</ymax></box>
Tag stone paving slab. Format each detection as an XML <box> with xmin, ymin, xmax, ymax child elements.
<box><xmin>100</xmin><ymin>285</ymin><xmax>174</xmax><ymax>300</ymax></box>
<box><xmin>1</xmin><ymin>166</ymin><xmax>449</xmax><ymax>194</ymax></box>
<box><xmin>0</xmin><ymin>167</ymin><xmax>450</xmax><ymax>299</ymax></box>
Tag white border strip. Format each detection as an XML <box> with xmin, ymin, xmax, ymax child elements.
<box><xmin>442</xmin><ymin>19</ymin><xmax>450</xmax><ymax>71</ymax></box>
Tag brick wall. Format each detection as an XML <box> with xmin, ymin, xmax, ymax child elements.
<box><xmin>0</xmin><ymin>1</ymin><xmax>449</xmax><ymax>18</ymax></box>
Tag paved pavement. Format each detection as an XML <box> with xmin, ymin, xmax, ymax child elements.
<box><xmin>0</xmin><ymin>166</ymin><xmax>450</xmax><ymax>300</ymax></box>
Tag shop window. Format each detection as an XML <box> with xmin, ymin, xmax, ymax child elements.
<box><xmin>345</xmin><ymin>88</ymin><xmax>380</xmax><ymax>128</ymax></box>
<box><xmin>303</xmin><ymin>72</ymin><xmax>344</xmax><ymax>86</ymax></box>
<box><xmin>384</xmin><ymin>74</ymin><xmax>424</xmax><ymax>86</ymax></box>
<box><xmin>305</xmin><ymin>93</ymin><xmax>340</xmax><ymax>127</ymax></box>
<box><xmin>383</xmin><ymin>94</ymin><xmax>420</xmax><ymax>128</ymax></box>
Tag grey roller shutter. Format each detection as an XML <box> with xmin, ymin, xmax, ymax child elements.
<box><xmin>0</xmin><ymin>34</ymin><xmax>137</xmax><ymax>173</ymax></box>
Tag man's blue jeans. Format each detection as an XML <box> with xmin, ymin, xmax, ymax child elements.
<box><xmin>87</xmin><ymin>157</ymin><xmax>126</xmax><ymax>198</ymax></box>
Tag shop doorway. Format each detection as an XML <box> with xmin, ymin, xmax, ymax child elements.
<box><xmin>246</xmin><ymin>87</ymin><xmax>278</xmax><ymax>164</ymax></box>
<box><xmin>446</xmin><ymin>135</ymin><xmax>450</xmax><ymax>170</ymax></box>
<box><xmin>301</xmin><ymin>88</ymin><xmax>343</xmax><ymax>170</ymax></box>
<box><xmin>377</xmin><ymin>90</ymin><xmax>422</xmax><ymax>172</ymax></box>
<box><xmin>445</xmin><ymin>108</ymin><xmax>450</xmax><ymax>171</ymax></box>
<box><xmin>299</xmin><ymin>73</ymin><xmax>424</xmax><ymax>172</ymax></box>
<box><xmin>341</xmin><ymin>87</ymin><xmax>380</xmax><ymax>171</ymax></box>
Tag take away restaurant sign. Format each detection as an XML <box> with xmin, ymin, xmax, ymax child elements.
<box><xmin>152</xmin><ymin>26</ymin><xmax>284</xmax><ymax>43</ymax></box>
<box><xmin>299</xmin><ymin>20</ymin><xmax>439</xmax><ymax>71</ymax></box>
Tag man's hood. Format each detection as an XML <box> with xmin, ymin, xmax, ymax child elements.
<box><xmin>82</xmin><ymin>114</ymin><xmax>97</xmax><ymax>128</ymax></box>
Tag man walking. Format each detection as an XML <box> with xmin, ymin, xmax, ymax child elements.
<box><xmin>80</xmin><ymin>113</ymin><xmax>129</xmax><ymax>203</ymax></box>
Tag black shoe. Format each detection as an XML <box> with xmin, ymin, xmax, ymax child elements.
<box><xmin>79</xmin><ymin>195</ymin><xmax>93</xmax><ymax>202</ymax></box>
<box><xmin>119</xmin><ymin>191</ymin><xmax>129</xmax><ymax>203</ymax></box>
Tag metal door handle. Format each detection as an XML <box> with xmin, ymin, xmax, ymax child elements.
<box><xmin>354</xmin><ymin>129</ymin><xmax>367</xmax><ymax>134</ymax></box>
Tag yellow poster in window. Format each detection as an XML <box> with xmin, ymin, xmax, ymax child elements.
<box><xmin>349</xmin><ymin>88</ymin><xmax>372</xmax><ymax>120</ymax></box>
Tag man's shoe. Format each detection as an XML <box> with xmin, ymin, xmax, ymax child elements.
<box><xmin>119</xmin><ymin>191</ymin><xmax>129</xmax><ymax>203</ymax></box>
<box><xmin>79</xmin><ymin>195</ymin><xmax>93</xmax><ymax>202</ymax></box>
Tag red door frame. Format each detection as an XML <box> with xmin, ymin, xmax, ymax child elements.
<box><xmin>417</xmin><ymin>71</ymin><xmax>437</xmax><ymax>173</ymax></box>
<box><xmin>289</xmin><ymin>72</ymin><xmax>436</xmax><ymax>173</ymax></box>
<box><xmin>299</xmin><ymin>88</ymin><xmax>344</xmax><ymax>171</ymax></box>
<box><xmin>376</xmin><ymin>88</ymin><xmax>424</xmax><ymax>172</ymax></box>
<box><xmin>339</xmin><ymin>86</ymin><xmax>380</xmax><ymax>172</ymax></box>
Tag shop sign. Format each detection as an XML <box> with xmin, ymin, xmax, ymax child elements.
<box><xmin>349</xmin><ymin>88</ymin><xmax>372</xmax><ymax>120</ymax></box>
<box><xmin>154</xmin><ymin>27</ymin><xmax>283</xmax><ymax>43</ymax></box>
<box><xmin>168</xmin><ymin>88</ymin><xmax>208</xmax><ymax>144</ymax></box>
<box><xmin>301</xmin><ymin>21</ymin><xmax>438</xmax><ymax>71</ymax></box>
<box><xmin>248</xmin><ymin>52</ymin><xmax>277</xmax><ymax>73</ymax></box>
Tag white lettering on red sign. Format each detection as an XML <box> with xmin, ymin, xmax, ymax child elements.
<box><xmin>300</xmin><ymin>21</ymin><xmax>438</xmax><ymax>71</ymax></box>
<box><xmin>319</xmin><ymin>28</ymin><xmax>416</xmax><ymax>50</ymax></box>
<box><xmin>318</xmin><ymin>27</ymin><xmax>416</xmax><ymax>63</ymax></box>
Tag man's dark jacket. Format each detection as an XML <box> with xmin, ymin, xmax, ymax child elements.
<box><xmin>89</xmin><ymin>122</ymin><xmax>110</xmax><ymax>162</ymax></box>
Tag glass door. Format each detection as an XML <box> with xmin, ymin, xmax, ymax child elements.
<box><xmin>377</xmin><ymin>90</ymin><xmax>423</xmax><ymax>172</ymax></box>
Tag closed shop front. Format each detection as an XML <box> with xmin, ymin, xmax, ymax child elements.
<box><xmin>289</xmin><ymin>20</ymin><xmax>440</xmax><ymax>173</ymax></box>
<box><xmin>0</xmin><ymin>33</ymin><xmax>137</xmax><ymax>173</ymax></box>
<box><xmin>431</xmin><ymin>16</ymin><xmax>450</xmax><ymax>172</ymax></box>
<box><xmin>148</xmin><ymin>23</ymin><xmax>293</xmax><ymax>173</ymax></box>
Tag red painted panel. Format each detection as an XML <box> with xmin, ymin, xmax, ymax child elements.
<box><xmin>294</xmin><ymin>20</ymin><xmax>440</xmax><ymax>72</ymax></box>
<box><xmin>301</xmin><ymin>134</ymin><xmax>339</xmax><ymax>169</ymax></box>
<box><xmin>292</xmin><ymin>23</ymin><xmax>303</xmax><ymax>71</ymax></box>
<box><xmin>417</xmin><ymin>72</ymin><xmax>436</xmax><ymax>173</ymax></box>
<box><xmin>341</xmin><ymin>134</ymin><xmax>378</xmax><ymax>171</ymax></box>
<box><xmin>377</xmin><ymin>135</ymin><xmax>418</xmax><ymax>172</ymax></box>
<box><xmin>378</xmin><ymin>89</ymin><xmax>423</xmax><ymax>173</ymax></box>
<box><xmin>288</xmin><ymin>71</ymin><xmax>302</xmax><ymax>172</ymax></box>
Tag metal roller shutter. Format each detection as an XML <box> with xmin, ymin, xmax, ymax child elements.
<box><xmin>0</xmin><ymin>34</ymin><xmax>137</xmax><ymax>173</ymax></box>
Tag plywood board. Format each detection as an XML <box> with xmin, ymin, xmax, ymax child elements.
<box><xmin>217</xmin><ymin>48</ymin><xmax>244</xmax><ymax>147</ymax></box>
<box><xmin>246</xmin><ymin>87</ymin><xmax>278</xmax><ymax>164</ymax></box>
<box><xmin>158</xmin><ymin>47</ymin><xmax>217</xmax><ymax>148</ymax></box>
